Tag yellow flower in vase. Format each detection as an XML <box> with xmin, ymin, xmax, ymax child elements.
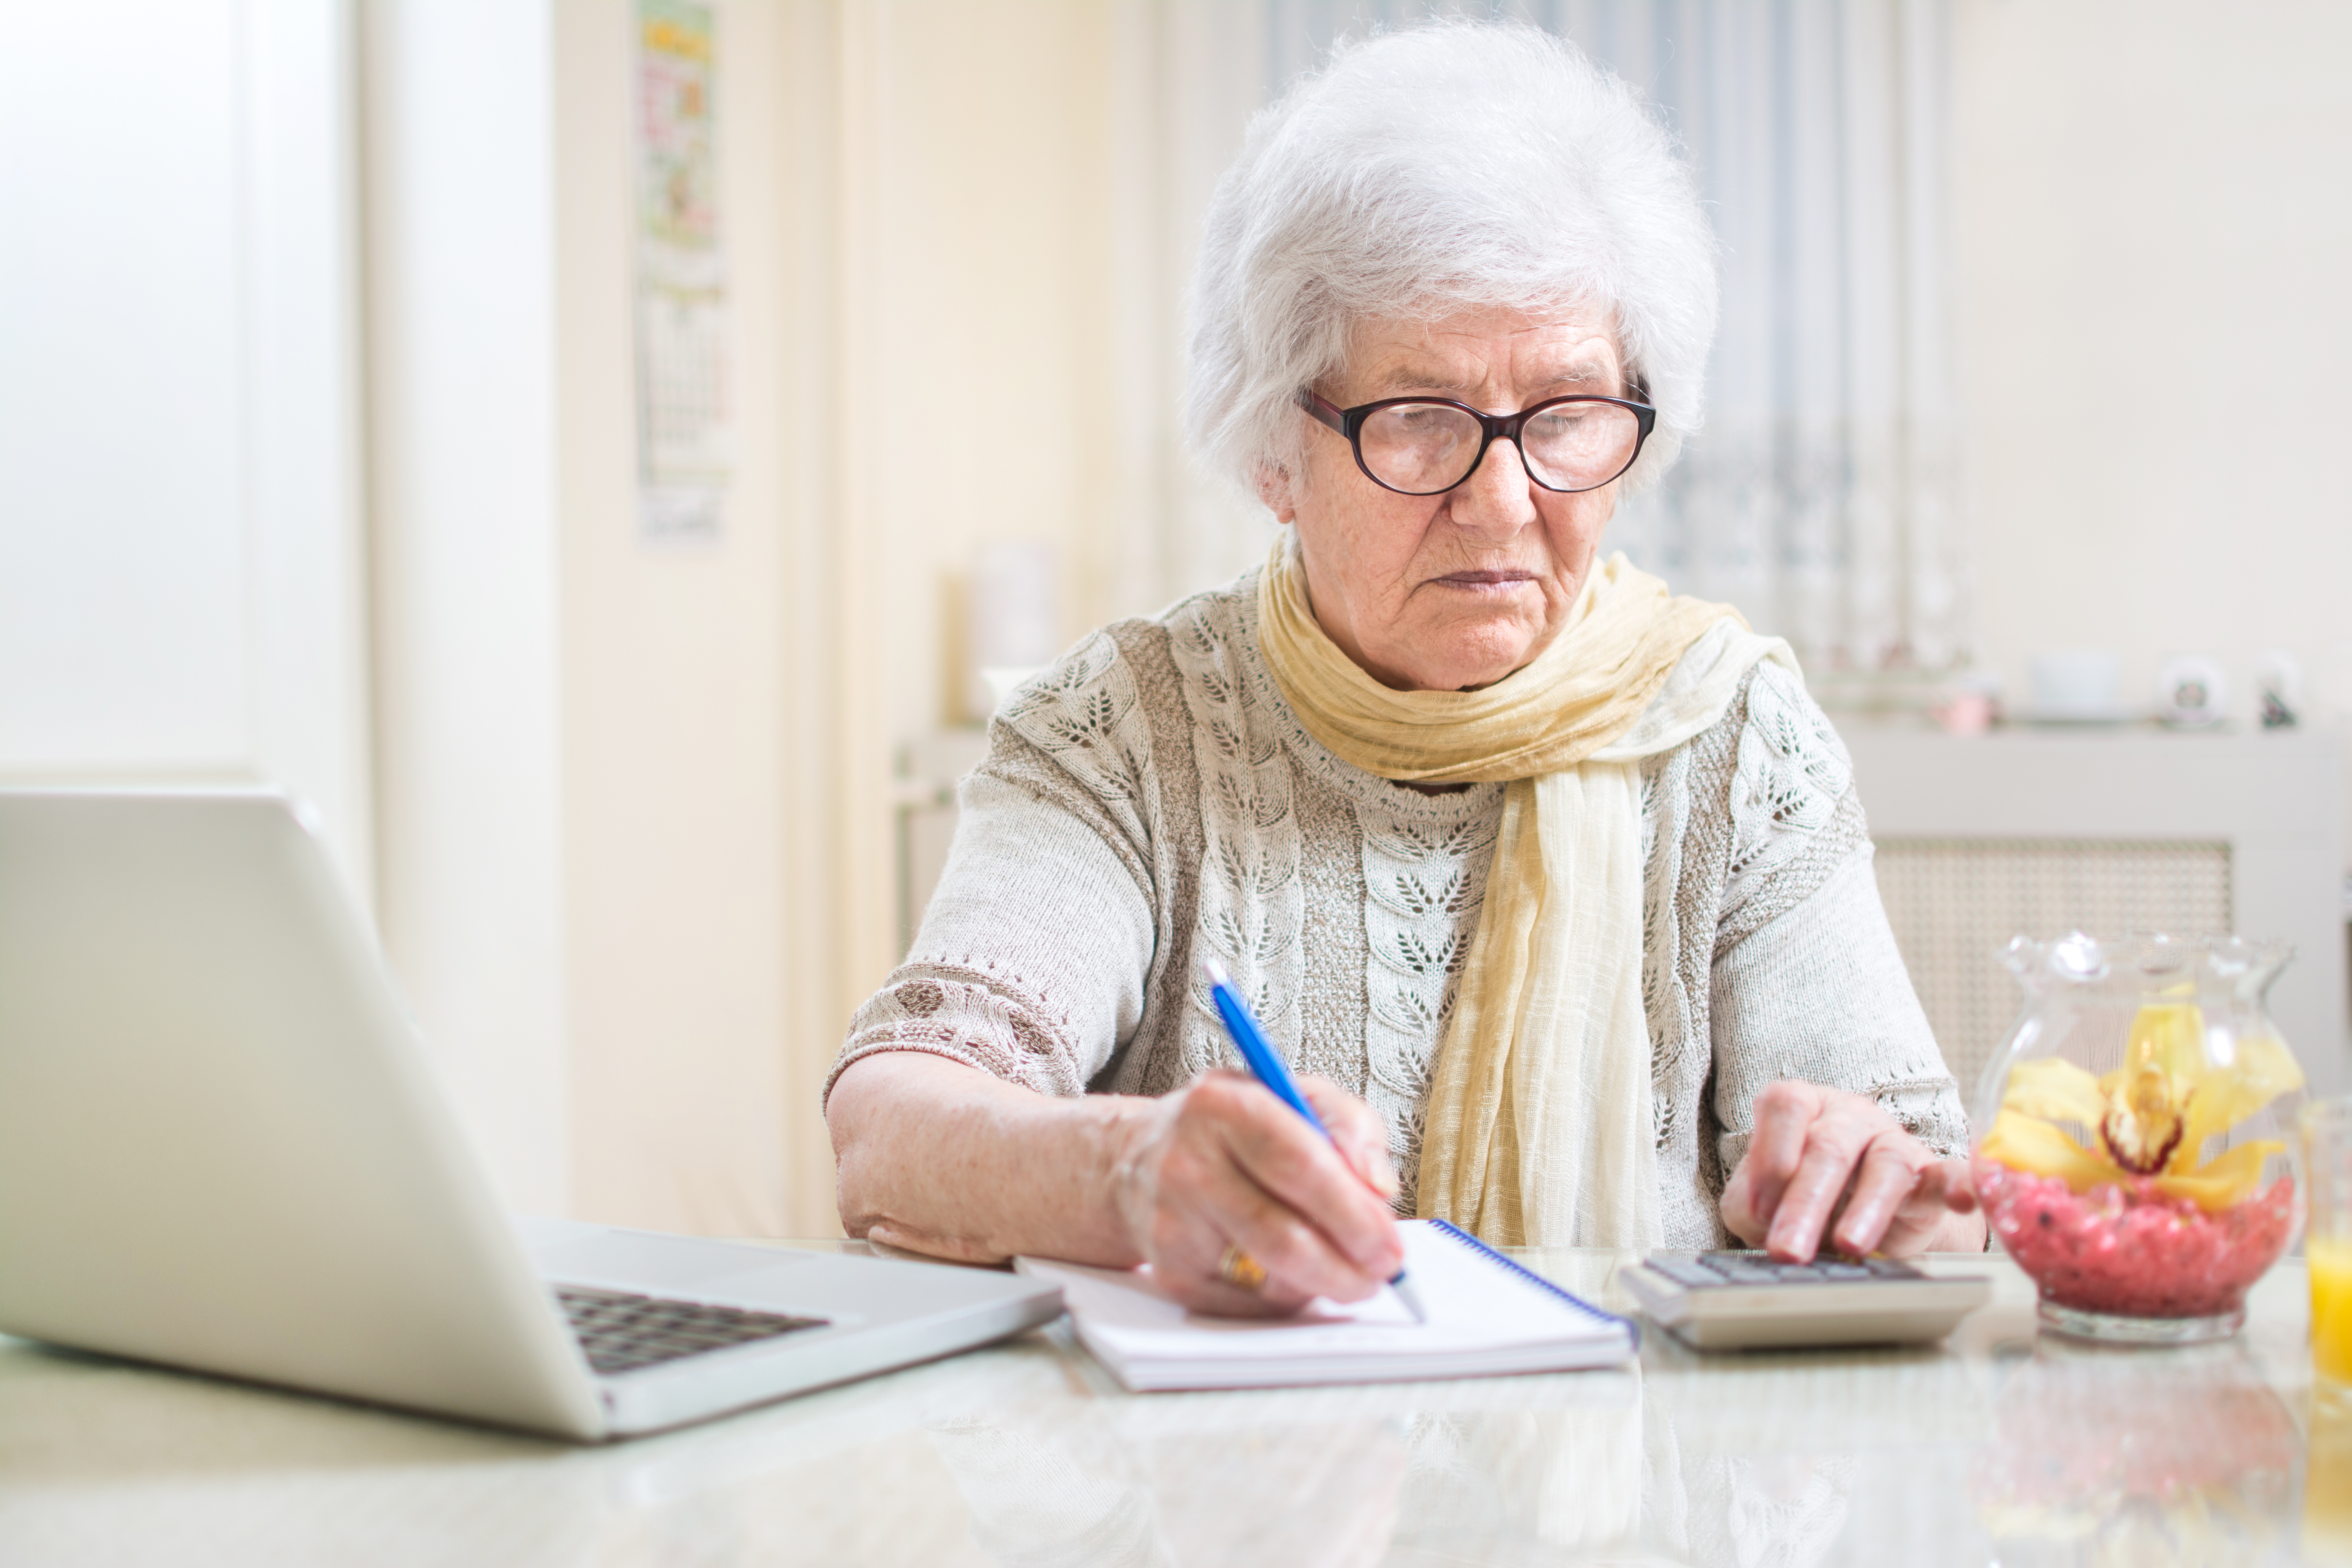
<box><xmin>1980</xmin><ymin>992</ymin><xmax>2303</xmax><ymax>1211</ymax></box>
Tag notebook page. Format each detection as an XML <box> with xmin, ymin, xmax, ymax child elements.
<box><xmin>1022</xmin><ymin>1220</ymin><xmax>1622</xmax><ymax>1366</ymax></box>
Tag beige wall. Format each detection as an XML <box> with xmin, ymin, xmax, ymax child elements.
<box><xmin>835</xmin><ymin>1</ymin><xmax>1126</xmax><ymax>1002</ymax></box>
<box><xmin>554</xmin><ymin>1</ymin><xmax>802</xmax><ymax>1235</ymax></box>
<box><xmin>828</xmin><ymin>2</ymin><xmax>1264</xmax><ymax>1031</ymax></box>
<box><xmin>1950</xmin><ymin>0</ymin><xmax>2352</xmax><ymax>765</ymax></box>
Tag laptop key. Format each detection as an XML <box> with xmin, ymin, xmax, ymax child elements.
<box><xmin>555</xmin><ymin>1287</ymin><xmax>829</xmax><ymax>1377</ymax></box>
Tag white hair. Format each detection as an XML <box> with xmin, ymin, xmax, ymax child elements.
<box><xmin>1184</xmin><ymin>20</ymin><xmax>1717</xmax><ymax>503</ymax></box>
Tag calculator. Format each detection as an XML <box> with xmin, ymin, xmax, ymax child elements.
<box><xmin>1621</xmin><ymin>1251</ymin><xmax>1993</xmax><ymax>1350</ymax></box>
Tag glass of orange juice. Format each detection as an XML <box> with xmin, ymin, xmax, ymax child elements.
<box><xmin>2309</xmin><ymin>1100</ymin><xmax>2352</xmax><ymax>1387</ymax></box>
<box><xmin>2310</xmin><ymin>1102</ymin><xmax>2352</xmax><ymax>1559</ymax></box>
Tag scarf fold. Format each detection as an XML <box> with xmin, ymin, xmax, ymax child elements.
<box><xmin>1256</xmin><ymin>539</ymin><xmax>1793</xmax><ymax>1247</ymax></box>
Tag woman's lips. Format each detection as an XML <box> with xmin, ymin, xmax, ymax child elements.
<box><xmin>1428</xmin><ymin>570</ymin><xmax>1537</xmax><ymax>592</ymax></box>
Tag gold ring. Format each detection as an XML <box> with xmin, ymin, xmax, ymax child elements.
<box><xmin>1217</xmin><ymin>1243</ymin><xmax>1268</xmax><ymax>1292</ymax></box>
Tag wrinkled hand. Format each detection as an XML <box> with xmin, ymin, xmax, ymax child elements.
<box><xmin>1721</xmin><ymin>1080</ymin><xmax>1979</xmax><ymax>1260</ymax></box>
<box><xmin>1109</xmin><ymin>1069</ymin><xmax>1405</xmax><ymax>1316</ymax></box>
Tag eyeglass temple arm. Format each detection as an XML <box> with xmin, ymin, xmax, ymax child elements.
<box><xmin>1294</xmin><ymin>389</ymin><xmax>1349</xmax><ymax>434</ymax></box>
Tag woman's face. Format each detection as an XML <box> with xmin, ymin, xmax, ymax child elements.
<box><xmin>1269</xmin><ymin>306</ymin><xmax>1627</xmax><ymax>693</ymax></box>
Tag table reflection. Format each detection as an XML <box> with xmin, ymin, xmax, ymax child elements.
<box><xmin>2307</xmin><ymin>1389</ymin><xmax>2352</xmax><ymax>1565</ymax></box>
<box><xmin>922</xmin><ymin>1352</ymin><xmax>1884</xmax><ymax>1566</ymax></box>
<box><xmin>1972</xmin><ymin>1338</ymin><xmax>2301</xmax><ymax>1566</ymax></box>
<box><xmin>933</xmin><ymin>1370</ymin><xmax>1642</xmax><ymax>1568</ymax></box>
<box><xmin>0</xmin><ymin>1254</ymin><xmax>2329</xmax><ymax>1567</ymax></box>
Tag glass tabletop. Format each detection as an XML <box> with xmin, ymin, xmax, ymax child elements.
<box><xmin>0</xmin><ymin>1246</ymin><xmax>2334</xmax><ymax>1566</ymax></box>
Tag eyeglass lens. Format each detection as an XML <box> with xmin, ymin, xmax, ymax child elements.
<box><xmin>1356</xmin><ymin>401</ymin><xmax>1642</xmax><ymax>495</ymax></box>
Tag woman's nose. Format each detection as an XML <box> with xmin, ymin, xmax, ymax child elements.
<box><xmin>1446</xmin><ymin>436</ymin><xmax>1539</xmax><ymax>539</ymax></box>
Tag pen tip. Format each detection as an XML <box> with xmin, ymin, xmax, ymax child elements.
<box><xmin>1198</xmin><ymin>955</ymin><xmax>1232</xmax><ymax>989</ymax></box>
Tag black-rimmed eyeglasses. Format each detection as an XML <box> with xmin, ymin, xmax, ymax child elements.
<box><xmin>1298</xmin><ymin>388</ymin><xmax>1656</xmax><ymax>497</ymax></box>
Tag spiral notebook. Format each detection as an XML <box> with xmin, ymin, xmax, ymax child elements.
<box><xmin>1014</xmin><ymin>1219</ymin><xmax>1637</xmax><ymax>1392</ymax></box>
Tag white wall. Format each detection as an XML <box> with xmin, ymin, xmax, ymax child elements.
<box><xmin>0</xmin><ymin>0</ymin><xmax>372</xmax><ymax>901</ymax></box>
<box><xmin>1951</xmin><ymin>0</ymin><xmax>2352</xmax><ymax>838</ymax></box>
<box><xmin>363</xmin><ymin>0</ymin><xmax>568</xmax><ymax>1214</ymax></box>
<box><xmin>368</xmin><ymin>0</ymin><xmax>829</xmax><ymax>1234</ymax></box>
<box><xmin>0</xmin><ymin>0</ymin><xmax>576</xmax><ymax>1221</ymax></box>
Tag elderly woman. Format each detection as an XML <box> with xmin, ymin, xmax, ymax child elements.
<box><xmin>827</xmin><ymin>23</ymin><xmax>1984</xmax><ymax>1314</ymax></box>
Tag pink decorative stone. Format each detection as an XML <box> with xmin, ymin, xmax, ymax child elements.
<box><xmin>1974</xmin><ymin>1158</ymin><xmax>2296</xmax><ymax>1320</ymax></box>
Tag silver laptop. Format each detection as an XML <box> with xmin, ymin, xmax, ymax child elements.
<box><xmin>0</xmin><ymin>788</ymin><xmax>1062</xmax><ymax>1441</ymax></box>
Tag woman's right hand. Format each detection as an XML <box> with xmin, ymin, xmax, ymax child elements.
<box><xmin>1107</xmin><ymin>1068</ymin><xmax>1406</xmax><ymax>1316</ymax></box>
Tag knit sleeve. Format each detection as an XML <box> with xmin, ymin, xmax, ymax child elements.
<box><xmin>826</xmin><ymin>772</ymin><xmax>1156</xmax><ymax>1104</ymax></box>
<box><xmin>1702</xmin><ymin>661</ymin><xmax>1969</xmax><ymax>1176</ymax></box>
<box><xmin>826</xmin><ymin>628</ymin><xmax>1166</xmax><ymax>1106</ymax></box>
<box><xmin>1713</xmin><ymin>658</ymin><xmax>1870</xmax><ymax>952</ymax></box>
<box><xmin>1709</xmin><ymin>848</ymin><xmax>1972</xmax><ymax>1179</ymax></box>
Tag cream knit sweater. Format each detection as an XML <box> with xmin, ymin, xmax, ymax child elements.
<box><xmin>831</xmin><ymin>570</ymin><xmax>1967</xmax><ymax>1247</ymax></box>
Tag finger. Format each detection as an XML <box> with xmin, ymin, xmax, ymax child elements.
<box><xmin>1740</xmin><ymin>1081</ymin><xmax>1823</xmax><ymax>1232</ymax></box>
<box><xmin>1870</xmin><ymin>1160</ymin><xmax>1981</xmax><ymax>1258</ymax></box>
<box><xmin>1205</xmin><ymin>1079</ymin><xmax>1403</xmax><ymax>1277</ymax></box>
<box><xmin>1151</xmin><ymin>1221</ymin><xmax>1320</xmax><ymax>1318</ymax></box>
<box><xmin>1764</xmin><ymin>1113</ymin><xmax>1876</xmax><ymax>1261</ymax></box>
<box><xmin>1299</xmin><ymin>1076</ymin><xmax>1401</xmax><ymax>1203</ymax></box>
<box><xmin>1157</xmin><ymin>1232</ymin><xmax>1327</xmax><ymax>1316</ymax></box>
<box><xmin>1163</xmin><ymin>1083</ymin><xmax>1396</xmax><ymax>1298</ymax></box>
<box><xmin>1717</xmin><ymin>1162</ymin><xmax>1769</xmax><ymax>1246</ymax></box>
<box><xmin>1891</xmin><ymin>1158</ymin><xmax>1962</xmax><ymax>1221</ymax></box>
<box><xmin>1828</xmin><ymin>1136</ymin><xmax>1926</xmax><ymax>1256</ymax></box>
<box><xmin>1935</xmin><ymin>1158</ymin><xmax>1980</xmax><ymax>1215</ymax></box>
<box><xmin>1140</xmin><ymin>1137</ymin><xmax>1368</xmax><ymax>1310</ymax></box>
<box><xmin>1187</xmin><ymin>1159</ymin><xmax>1387</xmax><ymax>1302</ymax></box>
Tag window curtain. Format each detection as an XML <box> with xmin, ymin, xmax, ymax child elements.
<box><xmin>1129</xmin><ymin>0</ymin><xmax>1968</xmax><ymax>675</ymax></box>
<box><xmin>1553</xmin><ymin>0</ymin><xmax>1971</xmax><ymax>676</ymax></box>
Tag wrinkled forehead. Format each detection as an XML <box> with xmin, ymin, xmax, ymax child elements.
<box><xmin>1339</xmin><ymin>303</ymin><xmax>1627</xmax><ymax>399</ymax></box>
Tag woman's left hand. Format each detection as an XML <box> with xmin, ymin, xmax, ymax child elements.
<box><xmin>1720</xmin><ymin>1080</ymin><xmax>1983</xmax><ymax>1259</ymax></box>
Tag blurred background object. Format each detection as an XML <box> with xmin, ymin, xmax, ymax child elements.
<box><xmin>964</xmin><ymin>541</ymin><xmax>1063</xmax><ymax>722</ymax></box>
<box><xmin>1927</xmin><ymin>668</ymin><xmax>2001</xmax><ymax>737</ymax></box>
<box><xmin>2257</xmin><ymin>648</ymin><xmax>2305</xmax><ymax>731</ymax></box>
<box><xmin>2156</xmin><ymin>653</ymin><xmax>2230</xmax><ymax>730</ymax></box>
<box><xmin>2027</xmin><ymin>650</ymin><xmax>2126</xmax><ymax>724</ymax></box>
<box><xmin>0</xmin><ymin>0</ymin><xmax>2346</xmax><ymax>1237</ymax></box>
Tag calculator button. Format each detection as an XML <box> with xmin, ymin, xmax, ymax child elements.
<box><xmin>1820</xmin><ymin>1263</ymin><xmax>1871</xmax><ymax>1280</ymax></box>
<box><xmin>1645</xmin><ymin>1258</ymin><xmax>1724</xmax><ymax>1289</ymax></box>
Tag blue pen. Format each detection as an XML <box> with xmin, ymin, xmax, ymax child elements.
<box><xmin>1199</xmin><ymin>957</ymin><xmax>1428</xmax><ymax>1323</ymax></box>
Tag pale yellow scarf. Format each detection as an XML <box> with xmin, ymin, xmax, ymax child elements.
<box><xmin>1256</xmin><ymin>539</ymin><xmax>1793</xmax><ymax>1246</ymax></box>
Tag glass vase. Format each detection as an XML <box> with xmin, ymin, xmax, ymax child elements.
<box><xmin>1973</xmin><ymin>933</ymin><xmax>2304</xmax><ymax>1345</ymax></box>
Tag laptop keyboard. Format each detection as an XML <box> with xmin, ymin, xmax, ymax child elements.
<box><xmin>556</xmin><ymin>1285</ymin><xmax>829</xmax><ymax>1376</ymax></box>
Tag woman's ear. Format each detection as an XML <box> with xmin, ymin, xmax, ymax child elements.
<box><xmin>1251</xmin><ymin>459</ymin><xmax>1297</xmax><ymax>524</ymax></box>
